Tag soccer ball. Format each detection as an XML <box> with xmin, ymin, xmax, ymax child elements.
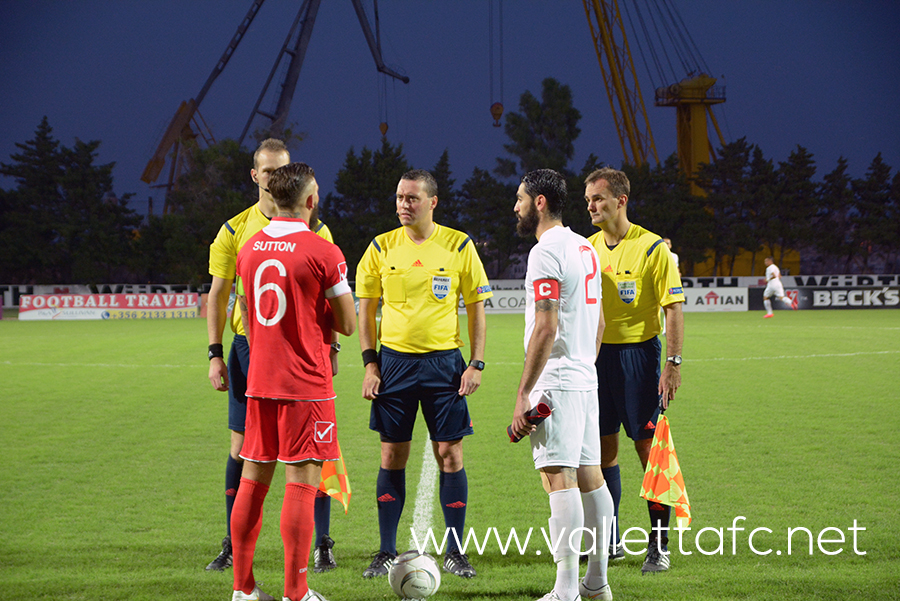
<box><xmin>388</xmin><ymin>550</ymin><xmax>441</xmax><ymax>599</ymax></box>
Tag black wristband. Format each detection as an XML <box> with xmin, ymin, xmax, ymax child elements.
<box><xmin>208</xmin><ymin>343</ymin><xmax>224</xmax><ymax>361</ymax></box>
<box><xmin>362</xmin><ymin>349</ymin><xmax>378</xmax><ymax>366</ymax></box>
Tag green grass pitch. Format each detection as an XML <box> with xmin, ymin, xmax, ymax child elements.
<box><xmin>2</xmin><ymin>310</ymin><xmax>899</xmax><ymax>600</ymax></box>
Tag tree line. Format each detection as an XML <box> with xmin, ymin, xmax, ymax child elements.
<box><xmin>3</xmin><ymin>79</ymin><xmax>898</xmax><ymax>286</ymax></box>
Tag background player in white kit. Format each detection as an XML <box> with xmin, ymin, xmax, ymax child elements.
<box><xmin>510</xmin><ymin>169</ymin><xmax>615</xmax><ymax>601</ymax></box>
<box><xmin>763</xmin><ymin>256</ymin><xmax>797</xmax><ymax>317</ymax></box>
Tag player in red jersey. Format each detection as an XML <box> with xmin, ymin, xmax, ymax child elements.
<box><xmin>231</xmin><ymin>162</ymin><xmax>356</xmax><ymax>601</ymax></box>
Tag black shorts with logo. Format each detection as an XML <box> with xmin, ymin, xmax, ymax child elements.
<box><xmin>369</xmin><ymin>345</ymin><xmax>474</xmax><ymax>443</ymax></box>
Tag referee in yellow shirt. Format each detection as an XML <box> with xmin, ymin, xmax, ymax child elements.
<box><xmin>584</xmin><ymin>167</ymin><xmax>685</xmax><ymax>575</ymax></box>
<box><xmin>356</xmin><ymin>169</ymin><xmax>492</xmax><ymax>579</ymax></box>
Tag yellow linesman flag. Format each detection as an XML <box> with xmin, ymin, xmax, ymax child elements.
<box><xmin>319</xmin><ymin>442</ymin><xmax>351</xmax><ymax>513</ymax></box>
<box><xmin>640</xmin><ymin>415</ymin><xmax>691</xmax><ymax>526</ymax></box>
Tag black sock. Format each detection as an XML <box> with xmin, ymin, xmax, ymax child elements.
<box><xmin>225</xmin><ymin>455</ymin><xmax>242</xmax><ymax>538</ymax></box>
<box><xmin>648</xmin><ymin>501</ymin><xmax>670</xmax><ymax>549</ymax></box>
<box><xmin>601</xmin><ymin>465</ymin><xmax>621</xmax><ymax>544</ymax></box>
<box><xmin>439</xmin><ymin>469</ymin><xmax>468</xmax><ymax>553</ymax></box>
<box><xmin>376</xmin><ymin>468</ymin><xmax>405</xmax><ymax>554</ymax></box>
<box><xmin>314</xmin><ymin>490</ymin><xmax>331</xmax><ymax>546</ymax></box>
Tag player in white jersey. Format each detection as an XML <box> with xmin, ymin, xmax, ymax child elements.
<box><xmin>511</xmin><ymin>169</ymin><xmax>614</xmax><ymax>601</ymax></box>
<box><xmin>763</xmin><ymin>256</ymin><xmax>796</xmax><ymax>317</ymax></box>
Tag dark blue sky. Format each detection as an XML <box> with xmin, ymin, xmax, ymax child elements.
<box><xmin>2</xmin><ymin>1</ymin><xmax>898</xmax><ymax>215</ymax></box>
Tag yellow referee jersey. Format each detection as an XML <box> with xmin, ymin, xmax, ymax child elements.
<box><xmin>355</xmin><ymin>224</ymin><xmax>493</xmax><ymax>354</ymax></box>
<box><xmin>209</xmin><ymin>203</ymin><xmax>333</xmax><ymax>335</ymax></box>
<box><xmin>588</xmin><ymin>224</ymin><xmax>684</xmax><ymax>344</ymax></box>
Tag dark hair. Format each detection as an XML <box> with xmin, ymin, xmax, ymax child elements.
<box><xmin>253</xmin><ymin>138</ymin><xmax>289</xmax><ymax>169</ymax></box>
<box><xmin>585</xmin><ymin>167</ymin><xmax>630</xmax><ymax>198</ymax></box>
<box><xmin>268</xmin><ymin>163</ymin><xmax>316</xmax><ymax>210</ymax></box>
<box><xmin>521</xmin><ymin>169</ymin><xmax>567</xmax><ymax>219</ymax></box>
<box><xmin>401</xmin><ymin>169</ymin><xmax>438</xmax><ymax>198</ymax></box>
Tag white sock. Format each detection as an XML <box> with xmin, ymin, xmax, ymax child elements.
<box><xmin>764</xmin><ymin>299</ymin><xmax>773</xmax><ymax>314</ymax></box>
<box><xmin>548</xmin><ymin>488</ymin><xmax>583</xmax><ymax>600</ymax></box>
<box><xmin>581</xmin><ymin>484</ymin><xmax>614</xmax><ymax>590</ymax></box>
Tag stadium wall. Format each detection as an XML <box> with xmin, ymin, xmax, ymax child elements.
<box><xmin>4</xmin><ymin>277</ymin><xmax>900</xmax><ymax>313</ymax></box>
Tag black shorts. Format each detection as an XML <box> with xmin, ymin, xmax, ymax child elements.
<box><xmin>596</xmin><ymin>337</ymin><xmax>662</xmax><ymax>441</ymax></box>
<box><xmin>227</xmin><ymin>334</ymin><xmax>249</xmax><ymax>432</ymax></box>
<box><xmin>369</xmin><ymin>346</ymin><xmax>474</xmax><ymax>443</ymax></box>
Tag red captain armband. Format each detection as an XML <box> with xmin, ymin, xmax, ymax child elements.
<box><xmin>533</xmin><ymin>278</ymin><xmax>560</xmax><ymax>301</ymax></box>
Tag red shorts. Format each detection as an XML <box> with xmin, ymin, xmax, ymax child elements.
<box><xmin>241</xmin><ymin>397</ymin><xmax>339</xmax><ymax>464</ymax></box>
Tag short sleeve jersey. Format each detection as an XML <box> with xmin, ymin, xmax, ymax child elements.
<box><xmin>313</xmin><ymin>221</ymin><xmax>333</xmax><ymax>242</ymax></box>
<box><xmin>209</xmin><ymin>203</ymin><xmax>333</xmax><ymax>336</ymax></box>
<box><xmin>355</xmin><ymin>223</ymin><xmax>493</xmax><ymax>354</ymax></box>
<box><xmin>235</xmin><ymin>218</ymin><xmax>351</xmax><ymax>401</ymax></box>
<box><xmin>588</xmin><ymin>224</ymin><xmax>685</xmax><ymax>344</ymax></box>
<box><xmin>524</xmin><ymin>226</ymin><xmax>601</xmax><ymax>391</ymax></box>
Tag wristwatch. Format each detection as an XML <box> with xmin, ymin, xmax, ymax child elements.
<box><xmin>468</xmin><ymin>359</ymin><xmax>485</xmax><ymax>371</ymax></box>
<box><xmin>330</xmin><ymin>342</ymin><xmax>341</xmax><ymax>352</ymax></box>
<box><xmin>665</xmin><ymin>355</ymin><xmax>682</xmax><ymax>366</ymax></box>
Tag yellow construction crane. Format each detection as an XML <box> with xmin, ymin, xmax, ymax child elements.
<box><xmin>582</xmin><ymin>0</ymin><xmax>726</xmax><ymax>194</ymax></box>
<box><xmin>583</xmin><ymin>0</ymin><xmax>659</xmax><ymax>168</ymax></box>
<box><xmin>656</xmin><ymin>74</ymin><xmax>726</xmax><ymax>195</ymax></box>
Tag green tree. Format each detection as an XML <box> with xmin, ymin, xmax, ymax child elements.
<box><xmin>850</xmin><ymin>153</ymin><xmax>893</xmax><ymax>272</ymax></box>
<box><xmin>625</xmin><ymin>154</ymin><xmax>711</xmax><ymax>275</ymax></box>
<box><xmin>768</xmin><ymin>146</ymin><xmax>817</xmax><ymax>266</ymax></box>
<box><xmin>0</xmin><ymin>117</ymin><xmax>140</xmax><ymax>284</ymax></box>
<box><xmin>136</xmin><ymin>139</ymin><xmax>255</xmax><ymax>284</ymax></box>
<box><xmin>814</xmin><ymin>157</ymin><xmax>855</xmax><ymax>272</ymax></box>
<box><xmin>430</xmin><ymin>149</ymin><xmax>462</xmax><ymax>229</ymax></box>
<box><xmin>495</xmin><ymin>78</ymin><xmax>582</xmax><ymax>178</ymax></box>
<box><xmin>59</xmin><ymin>139</ymin><xmax>141</xmax><ymax>282</ymax></box>
<box><xmin>696</xmin><ymin>138</ymin><xmax>756</xmax><ymax>275</ymax></box>
<box><xmin>0</xmin><ymin>117</ymin><xmax>64</xmax><ymax>282</ymax></box>
<box><xmin>319</xmin><ymin>138</ymin><xmax>411</xmax><ymax>271</ymax></box>
<box><xmin>458</xmin><ymin>168</ymin><xmax>522</xmax><ymax>278</ymax></box>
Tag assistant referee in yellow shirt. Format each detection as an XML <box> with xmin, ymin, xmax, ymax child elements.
<box><xmin>355</xmin><ymin>169</ymin><xmax>492</xmax><ymax>580</ymax></box>
<box><xmin>585</xmin><ymin>167</ymin><xmax>685</xmax><ymax>575</ymax></box>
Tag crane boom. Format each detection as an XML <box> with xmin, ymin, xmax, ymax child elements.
<box><xmin>582</xmin><ymin>0</ymin><xmax>659</xmax><ymax>167</ymax></box>
<box><xmin>141</xmin><ymin>0</ymin><xmax>267</xmax><ymax>186</ymax></box>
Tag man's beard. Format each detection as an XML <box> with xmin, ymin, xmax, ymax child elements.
<box><xmin>309</xmin><ymin>205</ymin><xmax>320</xmax><ymax>230</ymax></box>
<box><xmin>516</xmin><ymin>200</ymin><xmax>539</xmax><ymax>238</ymax></box>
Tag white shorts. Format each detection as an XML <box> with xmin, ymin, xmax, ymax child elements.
<box><xmin>529</xmin><ymin>389</ymin><xmax>601</xmax><ymax>469</ymax></box>
<box><xmin>764</xmin><ymin>280</ymin><xmax>786</xmax><ymax>299</ymax></box>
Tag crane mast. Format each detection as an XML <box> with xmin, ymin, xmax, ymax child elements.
<box><xmin>655</xmin><ymin>74</ymin><xmax>726</xmax><ymax>195</ymax></box>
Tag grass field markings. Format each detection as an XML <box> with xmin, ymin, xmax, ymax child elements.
<box><xmin>408</xmin><ymin>436</ymin><xmax>438</xmax><ymax>553</ymax></box>
<box><xmin>0</xmin><ymin>360</ymin><xmax>195</xmax><ymax>368</ymax></box>
<box><xmin>691</xmin><ymin>350</ymin><xmax>900</xmax><ymax>362</ymax></box>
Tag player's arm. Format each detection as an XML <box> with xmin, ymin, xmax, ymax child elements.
<box><xmin>207</xmin><ymin>275</ymin><xmax>233</xmax><ymax>391</ymax></box>
<box><xmin>659</xmin><ymin>301</ymin><xmax>684</xmax><ymax>409</ymax></box>
<box><xmin>330</xmin><ymin>292</ymin><xmax>357</xmax><ymax>336</ymax></box>
<box><xmin>358</xmin><ymin>297</ymin><xmax>381</xmax><ymax>400</ymax></box>
<box><xmin>327</xmin><ymin>294</ymin><xmax>356</xmax><ymax>376</ymax></box>
<box><xmin>330</xmin><ymin>330</ymin><xmax>340</xmax><ymax>376</ymax></box>
<box><xmin>459</xmin><ymin>300</ymin><xmax>486</xmax><ymax>396</ymax></box>
<box><xmin>237</xmin><ymin>290</ymin><xmax>249</xmax><ymax>347</ymax></box>
<box><xmin>513</xmin><ymin>292</ymin><xmax>559</xmax><ymax>440</ymax></box>
<box><xmin>595</xmin><ymin>298</ymin><xmax>606</xmax><ymax>358</ymax></box>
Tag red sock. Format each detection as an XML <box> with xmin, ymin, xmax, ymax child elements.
<box><xmin>282</xmin><ymin>482</ymin><xmax>317</xmax><ymax>601</ymax></box>
<box><xmin>231</xmin><ymin>477</ymin><xmax>269</xmax><ymax>594</ymax></box>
